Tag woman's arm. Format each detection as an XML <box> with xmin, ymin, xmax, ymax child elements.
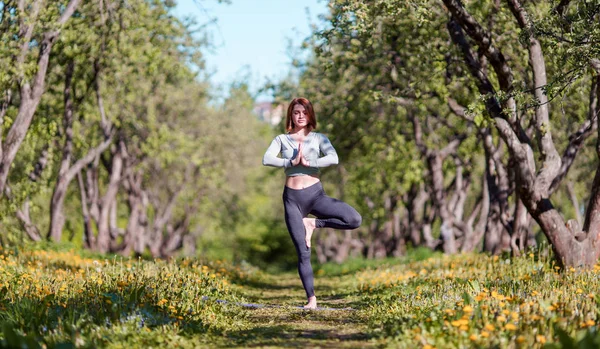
<box><xmin>311</xmin><ymin>133</ymin><xmax>339</xmax><ymax>168</ymax></box>
<box><xmin>262</xmin><ymin>136</ymin><xmax>293</xmax><ymax>168</ymax></box>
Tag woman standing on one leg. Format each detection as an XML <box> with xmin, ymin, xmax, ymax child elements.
<box><xmin>262</xmin><ymin>97</ymin><xmax>362</xmax><ymax>309</ymax></box>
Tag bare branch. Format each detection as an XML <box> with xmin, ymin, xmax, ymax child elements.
<box><xmin>447</xmin><ymin>97</ymin><xmax>470</xmax><ymax>121</ymax></box>
<box><xmin>506</xmin><ymin>0</ymin><xmax>561</xmax><ymax>196</ymax></box>
<box><xmin>439</xmin><ymin>137</ymin><xmax>464</xmax><ymax>159</ymax></box>
<box><xmin>444</xmin><ymin>0</ymin><xmax>528</xmax><ymax>143</ymax></box>
<box><xmin>411</xmin><ymin>115</ymin><xmax>426</xmax><ymax>154</ymax></box>
<box><xmin>15</xmin><ymin>199</ymin><xmax>42</xmax><ymax>241</ymax></box>
<box><xmin>0</xmin><ymin>90</ymin><xmax>13</xmax><ymax>153</ymax></box>
<box><xmin>390</xmin><ymin>96</ymin><xmax>413</xmax><ymax>108</ymax></box>
<box><xmin>446</xmin><ymin>13</ymin><xmax>537</xmax><ymax>196</ymax></box>
<box><xmin>94</xmin><ymin>60</ymin><xmax>112</xmax><ymax>138</ymax></box>
<box><xmin>66</xmin><ymin>136</ymin><xmax>114</xmax><ymax>182</ymax></box>
<box><xmin>30</xmin><ymin>0</ymin><xmax>82</xmax><ymax>100</ymax></box>
<box><xmin>58</xmin><ymin>0</ymin><xmax>82</xmax><ymax>26</ymax></box>
<box><xmin>16</xmin><ymin>0</ymin><xmax>42</xmax><ymax>68</ymax></box>
<box><xmin>591</xmin><ymin>59</ymin><xmax>600</xmax><ymax>74</ymax></box>
<box><xmin>442</xmin><ymin>0</ymin><xmax>514</xmax><ymax>91</ymax></box>
<box><xmin>28</xmin><ymin>145</ymin><xmax>49</xmax><ymax>182</ymax></box>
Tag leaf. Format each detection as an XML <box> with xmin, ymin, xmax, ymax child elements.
<box><xmin>555</xmin><ymin>327</ymin><xmax>576</xmax><ymax>348</ymax></box>
<box><xmin>467</xmin><ymin>279</ymin><xmax>480</xmax><ymax>293</ymax></box>
<box><xmin>2</xmin><ymin>323</ymin><xmax>22</xmax><ymax>349</ymax></box>
<box><xmin>461</xmin><ymin>291</ymin><xmax>472</xmax><ymax>305</ymax></box>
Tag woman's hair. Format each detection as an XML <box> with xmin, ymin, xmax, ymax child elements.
<box><xmin>285</xmin><ymin>97</ymin><xmax>317</xmax><ymax>132</ymax></box>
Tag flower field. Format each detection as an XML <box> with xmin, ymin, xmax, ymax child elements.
<box><xmin>358</xmin><ymin>252</ymin><xmax>600</xmax><ymax>348</ymax></box>
<box><xmin>0</xmin><ymin>245</ymin><xmax>246</xmax><ymax>348</ymax></box>
<box><xmin>1</xmin><ymin>245</ymin><xmax>599</xmax><ymax>348</ymax></box>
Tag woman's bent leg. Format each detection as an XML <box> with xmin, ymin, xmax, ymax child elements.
<box><xmin>310</xmin><ymin>194</ymin><xmax>362</xmax><ymax>230</ymax></box>
<box><xmin>283</xmin><ymin>195</ymin><xmax>315</xmax><ymax>298</ymax></box>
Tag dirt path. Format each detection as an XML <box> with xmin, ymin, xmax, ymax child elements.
<box><xmin>221</xmin><ymin>271</ymin><xmax>383</xmax><ymax>348</ymax></box>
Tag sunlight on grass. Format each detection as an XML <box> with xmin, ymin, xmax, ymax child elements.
<box><xmin>357</xmin><ymin>252</ymin><xmax>600</xmax><ymax>348</ymax></box>
<box><xmin>1</xmin><ymin>246</ymin><xmax>599</xmax><ymax>348</ymax></box>
<box><xmin>0</xmin><ymin>246</ymin><xmax>247</xmax><ymax>348</ymax></box>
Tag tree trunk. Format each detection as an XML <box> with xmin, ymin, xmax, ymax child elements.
<box><xmin>77</xmin><ymin>171</ymin><xmax>96</xmax><ymax>249</ymax></box>
<box><xmin>48</xmin><ymin>61</ymin><xmax>75</xmax><ymax>242</ymax></box>
<box><xmin>15</xmin><ymin>199</ymin><xmax>42</xmax><ymax>241</ymax></box>
<box><xmin>511</xmin><ymin>197</ymin><xmax>530</xmax><ymax>256</ymax></box>
<box><xmin>120</xmin><ymin>170</ymin><xmax>147</xmax><ymax>256</ymax></box>
<box><xmin>148</xmin><ymin>186</ymin><xmax>183</xmax><ymax>257</ymax></box>
<box><xmin>96</xmin><ymin>140</ymin><xmax>125</xmax><ymax>253</ymax></box>
<box><xmin>462</xmin><ymin>171</ymin><xmax>490</xmax><ymax>252</ymax></box>
<box><xmin>428</xmin><ymin>153</ymin><xmax>457</xmax><ymax>254</ymax></box>
<box><xmin>406</xmin><ymin>183</ymin><xmax>429</xmax><ymax>247</ymax></box>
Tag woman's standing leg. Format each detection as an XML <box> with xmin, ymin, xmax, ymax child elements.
<box><xmin>283</xmin><ymin>191</ymin><xmax>315</xmax><ymax>300</ymax></box>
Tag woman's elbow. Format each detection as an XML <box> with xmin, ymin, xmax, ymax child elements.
<box><xmin>332</xmin><ymin>155</ymin><xmax>339</xmax><ymax>165</ymax></box>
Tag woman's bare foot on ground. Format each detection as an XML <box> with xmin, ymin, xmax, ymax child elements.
<box><xmin>303</xmin><ymin>296</ymin><xmax>317</xmax><ymax>309</ymax></box>
<box><xmin>303</xmin><ymin>218</ymin><xmax>316</xmax><ymax>248</ymax></box>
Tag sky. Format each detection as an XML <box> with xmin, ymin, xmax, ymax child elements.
<box><xmin>173</xmin><ymin>0</ymin><xmax>329</xmax><ymax>102</ymax></box>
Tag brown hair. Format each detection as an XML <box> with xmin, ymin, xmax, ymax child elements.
<box><xmin>285</xmin><ymin>97</ymin><xmax>317</xmax><ymax>132</ymax></box>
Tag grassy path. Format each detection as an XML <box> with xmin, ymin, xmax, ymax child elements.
<box><xmin>220</xmin><ymin>270</ymin><xmax>382</xmax><ymax>348</ymax></box>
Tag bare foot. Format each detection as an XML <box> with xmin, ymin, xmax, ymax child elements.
<box><xmin>303</xmin><ymin>296</ymin><xmax>317</xmax><ymax>309</ymax></box>
<box><xmin>303</xmin><ymin>218</ymin><xmax>316</xmax><ymax>248</ymax></box>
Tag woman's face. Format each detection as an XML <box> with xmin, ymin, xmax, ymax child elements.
<box><xmin>292</xmin><ymin>104</ymin><xmax>309</xmax><ymax>129</ymax></box>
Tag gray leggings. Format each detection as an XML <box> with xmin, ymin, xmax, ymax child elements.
<box><xmin>283</xmin><ymin>182</ymin><xmax>362</xmax><ymax>298</ymax></box>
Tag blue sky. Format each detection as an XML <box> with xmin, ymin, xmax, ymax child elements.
<box><xmin>173</xmin><ymin>0</ymin><xmax>328</xmax><ymax>101</ymax></box>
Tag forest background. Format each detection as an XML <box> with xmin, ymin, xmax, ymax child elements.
<box><xmin>1</xmin><ymin>0</ymin><xmax>599</xmax><ymax>271</ymax></box>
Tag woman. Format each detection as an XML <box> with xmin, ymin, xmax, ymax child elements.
<box><xmin>262</xmin><ymin>97</ymin><xmax>362</xmax><ymax>309</ymax></box>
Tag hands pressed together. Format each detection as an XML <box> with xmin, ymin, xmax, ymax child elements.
<box><xmin>291</xmin><ymin>142</ymin><xmax>310</xmax><ymax>167</ymax></box>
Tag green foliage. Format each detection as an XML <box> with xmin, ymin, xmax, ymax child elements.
<box><xmin>200</xmin><ymin>83</ymin><xmax>295</xmax><ymax>268</ymax></box>
<box><xmin>315</xmin><ymin>246</ymin><xmax>441</xmax><ymax>276</ymax></box>
<box><xmin>545</xmin><ymin>327</ymin><xmax>600</xmax><ymax>349</ymax></box>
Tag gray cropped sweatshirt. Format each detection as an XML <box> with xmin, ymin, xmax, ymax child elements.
<box><xmin>262</xmin><ymin>132</ymin><xmax>339</xmax><ymax>176</ymax></box>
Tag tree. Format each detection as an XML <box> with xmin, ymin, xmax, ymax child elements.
<box><xmin>442</xmin><ymin>0</ymin><xmax>600</xmax><ymax>267</ymax></box>
<box><xmin>0</xmin><ymin>0</ymin><xmax>81</xmax><ymax>197</ymax></box>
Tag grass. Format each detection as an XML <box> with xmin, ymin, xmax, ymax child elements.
<box><xmin>1</xmin><ymin>244</ymin><xmax>599</xmax><ymax>348</ymax></box>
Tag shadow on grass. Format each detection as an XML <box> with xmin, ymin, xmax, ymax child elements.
<box><xmin>0</xmin><ymin>285</ymin><xmax>232</xmax><ymax>348</ymax></box>
<box><xmin>230</xmin><ymin>276</ymin><xmax>297</xmax><ymax>291</ymax></box>
<box><xmin>223</xmin><ymin>323</ymin><xmax>376</xmax><ymax>348</ymax></box>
